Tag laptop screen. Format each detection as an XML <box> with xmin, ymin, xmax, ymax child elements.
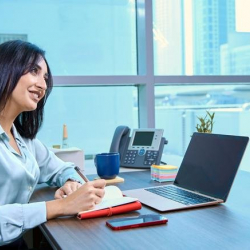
<box><xmin>174</xmin><ymin>133</ymin><xmax>249</xmax><ymax>201</ymax></box>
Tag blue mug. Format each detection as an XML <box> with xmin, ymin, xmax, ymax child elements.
<box><xmin>94</xmin><ymin>153</ymin><xmax>120</xmax><ymax>179</ymax></box>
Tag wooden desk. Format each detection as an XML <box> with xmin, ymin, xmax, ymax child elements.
<box><xmin>31</xmin><ymin>170</ymin><xmax>250</xmax><ymax>250</ymax></box>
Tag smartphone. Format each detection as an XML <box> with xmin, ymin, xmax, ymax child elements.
<box><xmin>106</xmin><ymin>214</ymin><xmax>168</xmax><ymax>230</ymax></box>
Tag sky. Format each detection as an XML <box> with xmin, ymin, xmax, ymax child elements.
<box><xmin>236</xmin><ymin>0</ymin><xmax>250</xmax><ymax>32</ymax></box>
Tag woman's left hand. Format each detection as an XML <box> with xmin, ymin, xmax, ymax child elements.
<box><xmin>54</xmin><ymin>180</ymin><xmax>82</xmax><ymax>199</ymax></box>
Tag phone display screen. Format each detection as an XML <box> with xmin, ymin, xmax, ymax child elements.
<box><xmin>132</xmin><ymin>132</ymin><xmax>154</xmax><ymax>146</ymax></box>
<box><xmin>106</xmin><ymin>214</ymin><xmax>168</xmax><ymax>230</ymax></box>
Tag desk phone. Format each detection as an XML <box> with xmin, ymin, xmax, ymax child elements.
<box><xmin>110</xmin><ymin>126</ymin><xmax>167</xmax><ymax>169</ymax></box>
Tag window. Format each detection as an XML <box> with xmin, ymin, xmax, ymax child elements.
<box><xmin>153</xmin><ymin>0</ymin><xmax>250</xmax><ymax>76</ymax></box>
<box><xmin>153</xmin><ymin>0</ymin><xmax>250</xmax><ymax>172</ymax></box>
<box><xmin>0</xmin><ymin>0</ymin><xmax>139</xmax><ymax>156</ymax></box>
<box><xmin>38</xmin><ymin>86</ymin><xmax>138</xmax><ymax>155</ymax></box>
<box><xmin>0</xmin><ymin>0</ymin><xmax>137</xmax><ymax>75</ymax></box>
<box><xmin>2</xmin><ymin>0</ymin><xmax>250</xmax><ymax>172</ymax></box>
<box><xmin>155</xmin><ymin>84</ymin><xmax>250</xmax><ymax>172</ymax></box>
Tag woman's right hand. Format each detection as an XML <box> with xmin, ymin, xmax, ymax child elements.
<box><xmin>46</xmin><ymin>179</ymin><xmax>106</xmax><ymax>220</ymax></box>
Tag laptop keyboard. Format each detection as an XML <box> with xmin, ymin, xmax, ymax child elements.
<box><xmin>145</xmin><ymin>185</ymin><xmax>216</xmax><ymax>205</ymax></box>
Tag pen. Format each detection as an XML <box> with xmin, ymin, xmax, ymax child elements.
<box><xmin>74</xmin><ymin>166</ymin><xmax>89</xmax><ymax>182</ymax></box>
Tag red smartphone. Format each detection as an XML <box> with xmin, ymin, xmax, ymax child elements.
<box><xmin>106</xmin><ymin>214</ymin><xmax>168</xmax><ymax>230</ymax></box>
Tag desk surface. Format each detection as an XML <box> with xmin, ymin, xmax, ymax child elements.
<box><xmin>31</xmin><ymin>170</ymin><xmax>250</xmax><ymax>250</ymax></box>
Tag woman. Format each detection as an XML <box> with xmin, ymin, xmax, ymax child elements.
<box><xmin>0</xmin><ymin>40</ymin><xmax>106</xmax><ymax>248</ymax></box>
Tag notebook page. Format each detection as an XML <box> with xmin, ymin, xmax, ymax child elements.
<box><xmin>79</xmin><ymin>186</ymin><xmax>138</xmax><ymax>214</ymax></box>
<box><xmin>102</xmin><ymin>186</ymin><xmax>123</xmax><ymax>201</ymax></box>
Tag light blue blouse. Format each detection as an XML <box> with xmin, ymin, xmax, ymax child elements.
<box><xmin>0</xmin><ymin>125</ymin><xmax>83</xmax><ymax>246</ymax></box>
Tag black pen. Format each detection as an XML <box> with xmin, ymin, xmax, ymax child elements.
<box><xmin>74</xmin><ymin>166</ymin><xmax>89</xmax><ymax>182</ymax></box>
<box><xmin>160</xmin><ymin>161</ymin><xmax>168</xmax><ymax>165</ymax></box>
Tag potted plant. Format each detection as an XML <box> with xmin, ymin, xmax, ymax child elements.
<box><xmin>196</xmin><ymin>110</ymin><xmax>215</xmax><ymax>133</ymax></box>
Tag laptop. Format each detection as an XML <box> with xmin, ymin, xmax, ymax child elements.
<box><xmin>123</xmin><ymin>132</ymin><xmax>249</xmax><ymax>212</ymax></box>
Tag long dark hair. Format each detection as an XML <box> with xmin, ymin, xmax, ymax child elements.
<box><xmin>0</xmin><ymin>40</ymin><xmax>53</xmax><ymax>139</ymax></box>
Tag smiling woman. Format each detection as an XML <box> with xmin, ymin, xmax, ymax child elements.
<box><xmin>0</xmin><ymin>40</ymin><xmax>107</xmax><ymax>248</ymax></box>
<box><xmin>10</xmin><ymin>59</ymin><xmax>48</xmax><ymax>111</ymax></box>
<box><xmin>0</xmin><ymin>40</ymin><xmax>53</xmax><ymax>139</ymax></box>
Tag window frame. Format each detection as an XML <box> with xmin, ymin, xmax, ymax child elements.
<box><xmin>53</xmin><ymin>0</ymin><xmax>250</xmax><ymax>128</ymax></box>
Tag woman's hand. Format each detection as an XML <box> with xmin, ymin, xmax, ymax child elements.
<box><xmin>54</xmin><ymin>180</ymin><xmax>82</xmax><ymax>199</ymax></box>
<box><xmin>46</xmin><ymin>179</ymin><xmax>106</xmax><ymax>219</ymax></box>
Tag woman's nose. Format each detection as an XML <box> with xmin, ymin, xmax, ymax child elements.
<box><xmin>36</xmin><ymin>77</ymin><xmax>47</xmax><ymax>90</ymax></box>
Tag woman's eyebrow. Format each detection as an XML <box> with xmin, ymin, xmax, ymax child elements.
<box><xmin>34</xmin><ymin>63</ymin><xmax>49</xmax><ymax>77</ymax></box>
<box><xmin>34</xmin><ymin>64</ymin><xmax>41</xmax><ymax>70</ymax></box>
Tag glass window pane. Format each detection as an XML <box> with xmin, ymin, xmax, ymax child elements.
<box><xmin>37</xmin><ymin>86</ymin><xmax>138</xmax><ymax>156</ymax></box>
<box><xmin>153</xmin><ymin>0</ymin><xmax>185</xmax><ymax>75</ymax></box>
<box><xmin>0</xmin><ymin>0</ymin><xmax>137</xmax><ymax>75</ymax></box>
<box><xmin>155</xmin><ymin>85</ymin><xmax>250</xmax><ymax>171</ymax></box>
<box><xmin>153</xmin><ymin>0</ymin><xmax>250</xmax><ymax>75</ymax></box>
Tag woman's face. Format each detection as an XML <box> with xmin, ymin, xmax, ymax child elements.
<box><xmin>8</xmin><ymin>57</ymin><xmax>48</xmax><ymax>113</ymax></box>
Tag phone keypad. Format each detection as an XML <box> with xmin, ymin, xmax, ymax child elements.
<box><xmin>123</xmin><ymin>150</ymin><xmax>137</xmax><ymax>165</ymax></box>
<box><xmin>144</xmin><ymin>151</ymin><xmax>158</xmax><ymax>165</ymax></box>
<box><xmin>122</xmin><ymin>150</ymin><xmax>158</xmax><ymax>166</ymax></box>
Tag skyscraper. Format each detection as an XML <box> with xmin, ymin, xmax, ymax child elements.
<box><xmin>193</xmin><ymin>0</ymin><xmax>235</xmax><ymax>75</ymax></box>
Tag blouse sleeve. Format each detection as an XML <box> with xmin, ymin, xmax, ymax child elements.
<box><xmin>0</xmin><ymin>202</ymin><xmax>46</xmax><ymax>246</ymax></box>
<box><xmin>30</xmin><ymin>138</ymin><xmax>84</xmax><ymax>186</ymax></box>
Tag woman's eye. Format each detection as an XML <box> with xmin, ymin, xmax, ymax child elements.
<box><xmin>30</xmin><ymin>67</ymin><xmax>38</xmax><ymax>75</ymax></box>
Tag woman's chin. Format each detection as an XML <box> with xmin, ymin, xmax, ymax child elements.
<box><xmin>24</xmin><ymin>104</ymin><xmax>38</xmax><ymax>112</ymax></box>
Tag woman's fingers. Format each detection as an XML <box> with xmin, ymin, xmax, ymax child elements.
<box><xmin>94</xmin><ymin>186</ymin><xmax>105</xmax><ymax>199</ymax></box>
<box><xmin>60</xmin><ymin>181</ymin><xmax>82</xmax><ymax>196</ymax></box>
<box><xmin>92</xmin><ymin>179</ymin><xmax>107</xmax><ymax>189</ymax></box>
<box><xmin>54</xmin><ymin>179</ymin><xmax>107</xmax><ymax>214</ymax></box>
<box><xmin>54</xmin><ymin>188</ymin><xmax>65</xmax><ymax>199</ymax></box>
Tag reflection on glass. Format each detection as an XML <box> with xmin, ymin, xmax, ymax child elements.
<box><xmin>37</xmin><ymin>86</ymin><xmax>138</xmax><ymax>156</ymax></box>
<box><xmin>155</xmin><ymin>85</ymin><xmax>250</xmax><ymax>172</ymax></box>
<box><xmin>153</xmin><ymin>0</ymin><xmax>250</xmax><ymax>75</ymax></box>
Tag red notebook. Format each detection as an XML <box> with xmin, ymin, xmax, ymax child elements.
<box><xmin>77</xmin><ymin>201</ymin><xmax>142</xmax><ymax>219</ymax></box>
<box><xmin>77</xmin><ymin>186</ymin><xmax>141</xmax><ymax>220</ymax></box>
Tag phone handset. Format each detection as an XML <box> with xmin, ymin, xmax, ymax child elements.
<box><xmin>109</xmin><ymin>126</ymin><xmax>130</xmax><ymax>158</ymax></box>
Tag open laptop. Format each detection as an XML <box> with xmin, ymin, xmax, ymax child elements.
<box><xmin>123</xmin><ymin>132</ymin><xmax>249</xmax><ymax>212</ymax></box>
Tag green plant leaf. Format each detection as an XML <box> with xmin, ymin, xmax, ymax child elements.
<box><xmin>195</xmin><ymin>111</ymin><xmax>215</xmax><ymax>133</ymax></box>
